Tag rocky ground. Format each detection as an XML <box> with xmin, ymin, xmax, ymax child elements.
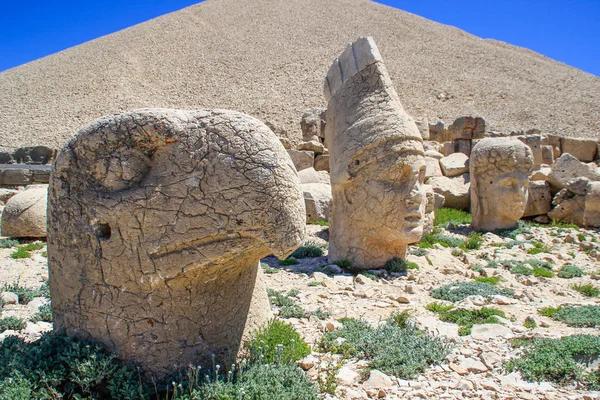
<box><xmin>2</xmin><ymin>221</ymin><xmax>600</xmax><ymax>399</ymax></box>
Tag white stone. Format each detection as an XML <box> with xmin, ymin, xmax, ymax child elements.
<box><xmin>440</xmin><ymin>153</ymin><xmax>469</xmax><ymax>177</ymax></box>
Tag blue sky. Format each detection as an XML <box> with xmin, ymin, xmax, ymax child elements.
<box><xmin>1</xmin><ymin>0</ymin><xmax>598</xmax><ymax>76</ymax></box>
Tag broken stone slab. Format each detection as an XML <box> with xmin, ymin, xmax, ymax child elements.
<box><xmin>414</xmin><ymin>117</ymin><xmax>429</xmax><ymax>140</ymax></box>
<box><xmin>547</xmin><ymin>153</ymin><xmax>600</xmax><ymax>190</ymax></box>
<box><xmin>287</xmin><ymin>149</ymin><xmax>315</xmax><ymax>172</ymax></box>
<box><xmin>297</xmin><ymin>140</ymin><xmax>325</xmax><ymax>155</ymax></box>
<box><xmin>470</xmin><ymin>324</ymin><xmax>513</xmax><ymax>341</ymax></box>
<box><xmin>425</xmin><ymin>157</ymin><xmax>443</xmax><ymax>179</ymax></box>
<box><xmin>300</xmin><ymin>107</ymin><xmax>326</xmax><ymax>142</ymax></box>
<box><xmin>524</xmin><ymin>181</ymin><xmax>551</xmax><ymax>217</ymax></box>
<box><xmin>517</xmin><ymin>134</ymin><xmax>543</xmax><ymax>166</ymax></box>
<box><xmin>441</xmin><ymin>141</ymin><xmax>455</xmax><ymax>156</ymax></box>
<box><xmin>428</xmin><ymin>120</ymin><xmax>447</xmax><ymax>143</ymax></box>
<box><xmin>0</xmin><ymin>164</ymin><xmax>53</xmax><ymax>185</ymax></box>
<box><xmin>298</xmin><ymin>167</ymin><xmax>321</xmax><ymax>184</ymax></box>
<box><xmin>448</xmin><ymin>116</ymin><xmax>485</xmax><ymax>140</ymax></box>
<box><xmin>455</xmin><ymin>139</ymin><xmax>471</xmax><ymax>156</ymax></box>
<box><xmin>541</xmin><ymin>145</ymin><xmax>554</xmax><ymax>165</ymax></box>
<box><xmin>427</xmin><ymin>175</ymin><xmax>470</xmax><ymax>210</ymax></box>
<box><xmin>530</xmin><ymin>166</ymin><xmax>552</xmax><ymax>181</ymax></box>
<box><xmin>416</xmin><ymin>316</ymin><xmax>460</xmax><ymax>339</ymax></box>
<box><xmin>302</xmin><ymin>183</ymin><xmax>332</xmax><ymax>224</ymax></box>
<box><xmin>439</xmin><ymin>152</ymin><xmax>469</xmax><ymax>177</ymax></box>
<box><xmin>314</xmin><ymin>154</ymin><xmax>330</xmax><ymax>172</ymax></box>
<box><xmin>561</xmin><ymin>137</ymin><xmax>598</xmax><ymax>162</ymax></box>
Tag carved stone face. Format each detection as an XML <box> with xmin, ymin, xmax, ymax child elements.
<box><xmin>48</xmin><ymin>109</ymin><xmax>305</xmax><ymax>378</ymax></box>
<box><xmin>470</xmin><ymin>138</ymin><xmax>533</xmax><ymax>231</ymax></box>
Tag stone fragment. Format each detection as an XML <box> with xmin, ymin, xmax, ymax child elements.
<box><xmin>448</xmin><ymin>116</ymin><xmax>485</xmax><ymax>140</ymax></box>
<box><xmin>470</xmin><ymin>324</ymin><xmax>513</xmax><ymax>340</ymax></box>
<box><xmin>480</xmin><ymin>351</ymin><xmax>501</xmax><ymax>369</ymax></box>
<box><xmin>422</xmin><ymin>184</ymin><xmax>436</xmax><ymax>235</ymax></box>
<box><xmin>458</xmin><ymin>358</ymin><xmax>488</xmax><ymax>373</ymax></box>
<box><xmin>524</xmin><ymin>181</ymin><xmax>551</xmax><ymax>217</ymax></box>
<box><xmin>27</xmin><ymin>297</ymin><xmax>49</xmax><ymax>312</ymax></box>
<box><xmin>455</xmin><ymin>139</ymin><xmax>471</xmax><ymax>156</ymax></box>
<box><xmin>583</xmin><ymin>182</ymin><xmax>600</xmax><ymax>227</ymax></box>
<box><xmin>314</xmin><ymin>154</ymin><xmax>330</xmax><ymax>172</ymax></box>
<box><xmin>300</xmin><ymin>107</ymin><xmax>326</xmax><ymax>142</ymax></box>
<box><xmin>549</xmin><ymin>190</ymin><xmax>585</xmax><ymax>226</ymax></box>
<box><xmin>48</xmin><ymin>109</ymin><xmax>306</xmax><ymax>379</ymax></box>
<box><xmin>425</xmin><ymin>150</ymin><xmax>443</xmax><ymax>159</ymax></box>
<box><xmin>470</xmin><ymin>138</ymin><xmax>533</xmax><ymax>231</ymax></box>
<box><xmin>302</xmin><ymin>183</ymin><xmax>332</xmax><ymax>223</ymax></box>
<box><xmin>325</xmin><ymin>37</ymin><xmax>426</xmax><ymax>268</ymax></box>
<box><xmin>297</xmin><ymin>141</ymin><xmax>325</xmax><ymax>154</ymax></box>
<box><xmin>336</xmin><ymin>366</ymin><xmax>360</xmax><ymax>386</ymax></box>
<box><xmin>279</xmin><ymin>137</ymin><xmax>292</xmax><ymax>149</ymax></box>
<box><xmin>490</xmin><ymin>295</ymin><xmax>517</xmax><ymax>305</ymax></box>
<box><xmin>546</xmin><ymin>134</ymin><xmax>562</xmax><ymax>158</ymax></box>
<box><xmin>297</xmin><ymin>355</ymin><xmax>317</xmax><ymax>370</ymax></box>
<box><xmin>547</xmin><ymin>153</ymin><xmax>600</xmax><ymax>190</ymax></box>
<box><xmin>363</xmin><ymin>370</ymin><xmax>394</xmax><ymax>389</ymax></box>
<box><xmin>1</xmin><ymin>184</ymin><xmax>48</xmax><ymax>238</ymax></box>
<box><xmin>1</xmin><ymin>292</ymin><xmax>18</xmax><ymax>305</ymax></box>
<box><xmin>425</xmin><ymin>157</ymin><xmax>442</xmax><ymax>179</ymax></box>
<box><xmin>428</xmin><ymin>121</ymin><xmax>446</xmax><ymax>143</ymax></box>
<box><xmin>517</xmin><ymin>134</ymin><xmax>543</xmax><ymax>165</ymax></box>
<box><xmin>287</xmin><ymin>149</ymin><xmax>314</xmax><ymax>171</ymax></box>
<box><xmin>0</xmin><ymin>188</ymin><xmax>19</xmax><ymax>204</ymax></box>
<box><xmin>414</xmin><ymin>117</ymin><xmax>429</xmax><ymax>140</ymax></box>
<box><xmin>416</xmin><ymin>316</ymin><xmax>460</xmax><ymax>339</ymax></box>
<box><xmin>298</xmin><ymin>167</ymin><xmax>321</xmax><ymax>184</ymax></box>
<box><xmin>567</xmin><ymin>177</ymin><xmax>592</xmax><ymax>196</ymax></box>
<box><xmin>427</xmin><ymin>175</ymin><xmax>470</xmax><ymax>210</ymax></box>
<box><xmin>441</xmin><ymin>141</ymin><xmax>455</xmax><ymax>156</ymax></box>
<box><xmin>12</xmin><ymin>146</ymin><xmax>57</xmax><ymax>164</ymax></box>
<box><xmin>440</xmin><ymin>152</ymin><xmax>469</xmax><ymax>177</ymax></box>
<box><xmin>1</xmin><ymin>168</ymin><xmax>32</xmax><ymax>185</ymax></box>
<box><xmin>541</xmin><ymin>145</ymin><xmax>554</xmax><ymax>165</ymax></box>
<box><xmin>530</xmin><ymin>166</ymin><xmax>552</xmax><ymax>181</ymax></box>
<box><xmin>561</xmin><ymin>137</ymin><xmax>598</xmax><ymax>162</ymax></box>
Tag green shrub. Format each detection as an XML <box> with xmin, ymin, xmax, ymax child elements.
<box><xmin>307</xmin><ymin>281</ymin><xmax>323</xmax><ymax>287</ymax></box>
<box><xmin>261</xmin><ymin>263</ymin><xmax>279</xmax><ymax>274</ymax></box>
<box><xmin>31</xmin><ymin>304</ymin><xmax>53</xmax><ymax>323</ymax></box>
<box><xmin>430</xmin><ymin>281</ymin><xmax>514</xmax><ymax>302</ymax></box>
<box><xmin>527</xmin><ymin>242</ymin><xmax>551</xmax><ymax>255</ymax></box>
<box><xmin>248</xmin><ymin>319</ymin><xmax>311</xmax><ymax>365</ymax></box>
<box><xmin>9</xmin><ymin>248</ymin><xmax>31</xmax><ymax>259</ymax></box>
<box><xmin>9</xmin><ymin>242</ymin><xmax>45</xmax><ymax>259</ymax></box>
<box><xmin>419</xmin><ymin>233</ymin><xmax>464</xmax><ymax>249</ymax></box>
<box><xmin>1</xmin><ymin>281</ymin><xmax>49</xmax><ymax>305</ymax></box>
<box><xmin>291</xmin><ymin>242</ymin><xmax>326</xmax><ymax>259</ymax></box>
<box><xmin>332</xmin><ymin>259</ymin><xmax>352</xmax><ymax>270</ymax></box>
<box><xmin>461</xmin><ymin>232</ymin><xmax>483</xmax><ymax>250</ymax></box>
<box><xmin>267</xmin><ymin>289</ymin><xmax>305</xmax><ymax>319</ymax></box>
<box><xmin>384</xmin><ymin>257</ymin><xmax>408</xmax><ymax>274</ymax></box>
<box><xmin>494</xmin><ymin>220</ymin><xmax>532</xmax><ymax>239</ymax></box>
<box><xmin>390</xmin><ymin>310</ymin><xmax>413</xmax><ymax>329</ymax></box>
<box><xmin>505</xmin><ymin>335</ymin><xmax>600</xmax><ymax>388</ymax></box>
<box><xmin>558</xmin><ymin>265</ymin><xmax>584</xmax><ymax>279</ymax></box>
<box><xmin>510</xmin><ymin>264</ymin><xmax>533</xmax><ymax>276</ymax></box>
<box><xmin>533</xmin><ymin>267</ymin><xmax>554</xmax><ymax>278</ymax></box>
<box><xmin>572</xmin><ymin>284</ymin><xmax>600</xmax><ymax>297</ymax></box>
<box><xmin>0</xmin><ymin>334</ymin><xmax>143</xmax><ymax>399</ymax></box>
<box><xmin>523</xmin><ymin>317</ymin><xmax>537</xmax><ymax>329</ymax></box>
<box><xmin>410</xmin><ymin>248</ymin><xmax>426</xmax><ymax>257</ymax></box>
<box><xmin>473</xmin><ymin>276</ymin><xmax>501</xmax><ymax>285</ymax></box>
<box><xmin>434</xmin><ymin>208</ymin><xmax>472</xmax><ymax>227</ymax></box>
<box><xmin>307</xmin><ymin>309</ymin><xmax>331</xmax><ymax>320</ymax></box>
<box><xmin>425</xmin><ymin>302</ymin><xmax>454</xmax><ymax>313</ymax></box>
<box><xmin>279</xmin><ymin>257</ymin><xmax>299</xmax><ymax>266</ymax></box>
<box><xmin>320</xmin><ymin>317</ymin><xmax>451</xmax><ymax>379</ymax></box>
<box><xmin>0</xmin><ymin>317</ymin><xmax>26</xmax><ymax>332</ymax></box>
<box><xmin>425</xmin><ymin>303</ymin><xmax>506</xmax><ymax>335</ymax></box>
<box><xmin>551</xmin><ymin>306</ymin><xmax>600</xmax><ymax>328</ymax></box>
<box><xmin>309</xmin><ymin>220</ymin><xmax>329</xmax><ymax>227</ymax></box>
<box><xmin>539</xmin><ymin>306</ymin><xmax>563</xmax><ymax>318</ymax></box>
<box><xmin>0</xmin><ymin>239</ymin><xmax>19</xmax><ymax>249</ymax></box>
<box><xmin>359</xmin><ymin>272</ymin><xmax>379</xmax><ymax>281</ymax></box>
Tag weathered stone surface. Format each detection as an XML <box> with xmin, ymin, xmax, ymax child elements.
<box><xmin>363</xmin><ymin>370</ymin><xmax>394</xmax><ymax>389</ymax></box>
<box><xmin>546</xmin><ymin>134</ymin><xmax>562</xmax><ymax>158</ymax></box>
<box><xmin>1</xmin><ymin>184</ymin><xmax>48</xmax><ymax>238</ymax></box>
<box><xmin>441</xmin><ymin>141</ymin><xmax>455</xmax><ymax>156</ymax></box>
<box><xmin>1</xmin><ymin>292</ymin><xmax>18</xmax><ymax>305</ymax></box>
<box><xmin>428</xmin><ymin>175</ymin><xmax>470</xmax><ymax>210</ymax></box>
<box><xmin>524</xmin><ymin>181</ymin><xmax>551</xmax><ymax>217</ymax></box>
<box><xmin>470</xmin><ymin>324</ymin><xmax>513</xmax><ymax>340</ymax></box>
<box><xmin>302</xmin><ymin>183</ymin><xmax>332</xmax><ymax>223</ymax></box>
<box><xmin>48</xmin><ymin>109</ymin><xmax>305</xmax><ymax>379</ymax></box>
<box><xmin>300</xmin><ymin>107</ymin><xmax>326</xmax><ymax>142</ymax></box>
<box><xmin>517</xmin><ymin>134</ymin><xmax>543</xmax><ymax>165</ymax></box>
<box><xmin>298</xmin><ymin>167</ymin><xmax>322</xmax><ymax>184</ymax></box>
<box><xmin>530</xmin><ymin>166</ymin><xmax>552</xmax><ymax>182</ymax></box>
<box><xmin>1</xmin><ymin>168</ymin><xmax>32</xmax><ymax>185</ymax></box>
<box><xmin>547</xmin><ymin>153</ymin><xmax>600</xmax><ymax>190</ymax></box>
<box><xmin>561</xmin><ymin>137</ymin><xmax>598</xmax><ymax>162</ymax></box>
<box><xmin>423</xmin><ymin>184</ymin><xmax>435</xmax><ymax>235</ymax></box>
<box><xmin>297</xmin><ymin>140</ymin><xmax>325</xmax><ymax>154</ymax></box>
<box><xmin>425</xmin><ymin>150</ymin><xmax>443</xmax><ymax>159</ymax></box>
<box><xmin>314</xmin><ymin>154</ymin><xmax>330</xmax><ymax>172</ymax></box>
<box><xmin>455</xmin><ymin>139</ymin><xmax>471</xmax><ymax>156</ymax></box>
<box><xmin>414</xmin><ymin>117</ymin><xmax>429</xmax><ymax>140</ymax></box>
<box><xmin>471</xmin><ymin>138</ymin><xmax>533</xmax><ymax>231</ymax></box>
<box><xmin>567</xmin><ymin>177</ymin><xmax>592</xmax><ymax>196</ymax></box>
<box><xmin>0</xmin><ymin>188</ymin><xmax>19</xmax><ymax>204</ymax></box>
<box><xmin>541</xmin><ymin>145</ymin><xmax>554</xmax><ymax>165</ymax></box>
<box><xmin>287</xmin><ymin>149</ymin><xmax>315</xmax><ymax>171</ymax></box>
<box><xmin>548</xmin><ymin>189</ymin><xmax>585</xmax><ymax>226</ymax></box>
<box><xmin>324</xmin><ymin>37</ymin><xmax>426</xmax><ymax>268</ymax></box>
<box><xmin>440</xmin><ymin>152</ymin><xmax>469</xmax><ymax>177</ymax></box>
<box><xmin>448</xmin><ymin>116</ymin><xmax>485</xmax><ymax>140</ymax></box>
<box><xmin>428</xmin><ymin>121</ymin><xmax>446</xmax><ymax>143</ymax></box>
<box><xmin>425</xmin><ymin>157</ymin><xmax>443</xmax><ymax>179</ymax></box>
<box><xmin>583</xmin><ymin>182</ymin><xmax>600</xmax><ymax>227</ymax></box>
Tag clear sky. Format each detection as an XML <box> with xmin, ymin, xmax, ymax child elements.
<box><xmin>1</xmin><ymin>0</ymin><xmax>598</xmax><ymax>76</ymax></box>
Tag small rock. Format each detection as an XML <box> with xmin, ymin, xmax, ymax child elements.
<box><xmin>297</xmin><ymin>355</ymin><xmax>317</xmax><ymax>370</ymax></box>
<box><xmin>1</xmin><ymin>292</ymin><xmax>18</xmax><ymax>305</ymax></box>
<box><xmin>480</xmin><ymin>351</ymin><xmax>501</xmax><ymax>368</ymax></box>
<box><xmin>312</xmin><ymin>272</ymin><xmax>329</xmax><ymax>282</ymax></box>
<box><xmin>490</xmin><ymin>295</ymin><xmax>517</xmax><ymax>305</ymax></box>
<box><xmin>27</xmin><ymin>297</ymin><xmax>49</xmax><ymax>312</ymax></box>
<box><xmin>405</xmin><ymin>284</ymin><xmax>416</xmax><ymax>294</ymax></box>
<box><xmin>458</xmin><ymin>358</ymin><xmax>488</xmax><ymax>373</ymax></box>
<box><xmin>337</xmin><ymin>366</ymin><xmax>360</xmax><ymax>386</ymax></box>
<box><xmin>480</xmin><ymin>381</ymin><xmax>499</xmax><ymax>391</ymax></box>
<box><xmin>396</xmin><ymin>296</ymin><xmax>410</xmax><ymax>304</ymax></box>
<box><xmin>470</xmin><ymin>324</ymin><xmax>513</xmax><ymax>341</ymax></box>
<box><xmin>363</xmin><ymin>369</ymin><xmax>394</xmax><ymax>389</ymax></box>
<box><xmin>449</xmin><ymin>363</ymin><xmax>468</xmax><ymax>375</ymax></box>
<box><xmin>456</xmin><ymin>380</ymin><xmax>474</xmax><ymax>391</ymax></box>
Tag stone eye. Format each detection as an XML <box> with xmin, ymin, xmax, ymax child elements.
<box><xmin>93</xmin><ymin>150</ymin><xmax>151</xmax><ymax>192</ymax></box>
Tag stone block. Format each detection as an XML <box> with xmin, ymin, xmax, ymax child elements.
<box><xmin>441</xmin><ymin>141</ymin><xmax>455</xmax><ymax>157</ymax></box>
<box><xmin>561</xmin><ymin>137</ymin><xmax>598</xmax><ymax>162</ymax></box>
<box><xmin>287</xmin><ymin>149</ymin><xmax>314</xmax><ymax>171</ymax></box>
<box><xmin>524</xmin><ymin>181</ymin><xmax>551</xmax><ymax>217</ymax></box>
<box><xmin>440</xmin><ymin>152</ymin><xmax>469</xmax><ymax>177</ymax></box>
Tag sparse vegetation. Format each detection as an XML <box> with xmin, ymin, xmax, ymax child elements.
<box><xmin>31</xmin><ymin>304</ymin><xmax>53</xmax><ymax>323</ymax></box>
<box><xmin>558</xmin><ymin>264</ymin><xmax>584</xmax><ymax>279</ymax></box>
<box><xmin>247</xmin><ymin>319</ymin><xmax>311</xmax><ymax>364</ymax></box>
<box><xmin>410</xmin><ymin>248</ymin><xmax>426</xmax><ymax>257</ymax></box>
<box><xmin>571</xmin><ymin>283</ymin><xmax>600</xmax><ymax>297</ymax></box>
<box><xmin>527</xmin><ymin>241</ymin><xmax>551</xmax><ymax>255</ymax></box>
<box><xmin>473</xmin><ymin>276</ymin><xmax>501</xmax><ymax>285</ymax></box>
<box><xmin>0</xmin><ymin>239</ymin><xmax>19</xmax><ymax>249</ymax></box>
<box><xmin>544</xmin><ymin>305</ymin><xmax>600</xmax><ymax>328</ymax></box>
<box><xmin>384</xmin><ymin>257</ymin><xmax>418</xmax><ymax>274</ymax></box>
<box><xmin>533</xmin><ymin>267</ymin><xmax>554</xmax><ymax>278</ymax></box>
<box><xmin>1</xmin><ymin>281</ymin><xmax>50</xmax><ymax>305</ymax></box>
<box><xmin>9</xmin><ymin>242</ymin><xmax>45</xmax><ymax>259</ymax></box>
<box><xmin>505</xmin><ymin>335</ymin><xmax>600</xmax><ymax>389</ymax></box>
<box><xmin>425</xmin><ymin>303</ymin><xmax>506</xmax><ymax>335</ymax></box>
<box><xmin>430</xmin><ymin>281</ymin><xmax>514</xmax><ymax>302</ymax></box>
<box><xmin>523</xmin><ymin>316</ymin><xmax>537</xmax><ymax>329</ymax></box>
<box><xmin>309</xmin><ymin>220</ymin><xmax>329</xmax><ymax>227</ymax></box>
<box><xmin>462</xmin><ymin>232</ymin><xmax>483</xmax><ymax>250</ymax></box>
<box><xmin>261</xmin><ymin>262</ymin><xmax>280</xmax><ymax>274</ymax></box>
<box><xmin>434</xmin><ymin>208</ymin><xmax>472</xmax><ymax>227</ymax></box>
<box><xmin>291</xmin><ymin>242</ymin><xmax>326</xmax><ymax>259</ymax></box>
<box><xmin>279</xmin><ymin>257</ymin><xmax>299</xmax><ymax>266</ymax></box>
<box><xmin>320</xmin><ymin>317</ymin><xmax>451</xmax><ymax>379</ymax></box>
<box><xmin>0</xmin><ymin>316</ymin><xmax>26</xmax><ymax>333</ymax></box>
<box><xmin>267</xmin><ymin>289</ymin><xmax>305</xmax><ymax>319</ymax></box>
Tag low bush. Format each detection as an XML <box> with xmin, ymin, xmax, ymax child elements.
<box><xmin>510</xmin><ymin>264</ymin><xmax>533</xmax><ymax>276</ymax></box>
<box><xmin>527</xmin><ymin>242</ymin><xmax>552</xmax><ymax>255</ymax></box>
<box><xmin>261</xmin><ymin>262</ymin><xmax>279</xmax><ymax>274</ymax></box>
<box><xmin>1</xmin><ymin>281</ymin><xmax>49</xmax><ymax>305</ymax></box>
<box><xmin>9</xmin><ymin>242</ymin><xmax>45</xmax><ymax>259</ymax></box>
<box><xmin>291</xmin><ymin>242</ymin><xmax>326</xmax><ymax>259</ymax></box>
<box><xmin>419</xmin><ymin>233</ymin><xmax>464</xmax><ymax>249</ymax></box>
<box><xmin>473</xmin><ymin>276</ymin><xmax>501</xmax><ymax>285</ymax></box>
<box><xmin>248</xmin><ymin>319</ymin><xmax>311</xmax><ymax>365</ymax></box>
<box><xmin>550</xmin><ymin>306</ymin><xmax>600</xmax><ymax>328</ymax></box>
<box><xmin>572</xmin><ymin>284</ymin><xmax>600</xmax><ymax>297</ymax></box>
<box><xmin>505</xmin><ymin>335</ymin><xmax>600</xmax><ymax>389</ymax></box>
<box><xmin>31</xmin><ymin>304</ymin><xmax>53</xmax><ymax>323</ymax></box>
<box><xmin>558</xmin><ymin>264</ymin><xmax>584</xmax><ymax>279</ymax></box>
<box><xmin>430</xmin><ymin>281</ymin><xmax>514</xmax><ymax>302</ymax></box>
<box><xmin>0</xmin><ymin>239</ymin><xmax>19</xmax><ymax>249</ymax></box>
<box><xmin>539</xmin><ymin>306</ymin><xmax>562</xmax><ymax>318</ymax></box>
<box><xmin>434</xmin><ymin>208</ymin><xmax>472</xmax><ymax>227</ymax></box>
<box><xmin>523</xmin><ymin>317</ymin><xmax>537</xmax><ymax>329</ymax></box>
<box><xmin>425</xmin><ymin>303</ymin><xmax>505</xmax><ymax>336</ymax></box>
<box><xmin>533</xmin><ymin>267</ymin><xmax>554</xmax><ymax>278</ymax></box>
<box><xmin>462</xmin><ymin>232</ymin><xmax>483</xmax><ymax>250</ymax></box>
<box><xmin>0</xmin><ymin>317</ymin><xmax>26</xmax><ymax>333</ymax></box>
<box><xmin>320</xmin><ymin>317</ymin><xmax>451</xmax><ymax>379</ymax></box>
<box><xmin>279</xmin><ymin>257</ymin><xmax>299</xmax><ymax>266</ymax></box>
<box><xmin>384</xmin><ymin>257</ymin><xmax>418</xmax><ymax>274</ymax></box>
<box><xmin>267</xmin><ymin>289</ymin><xmax>305</xmax><ymax>319</ymax></box>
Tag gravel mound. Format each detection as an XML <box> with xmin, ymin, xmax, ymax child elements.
<box><xmin>0</xmin><ymin>0</ymin><xmax>598</xmax><ymax>150</ymax></box>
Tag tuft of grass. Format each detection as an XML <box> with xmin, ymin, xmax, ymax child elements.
<box><xmin>571</xmin><ymin>284</ymin><xmax>600</xmax><ymax>297</ymax></box>
<box><xmin>419</xmin><ymin>233</ymin><xmax>464</xmax><ymax>249</ymax></box>
<box><xmin>390</xmin><ymin>310</ymin><xmax>414</xmax><ymax>329</ymax></box>
<box><xmin>320</xmin><ymin>317</ymin><xmax>451</xmax><ymax>379</ymax></box>
<box><xmin>426</xmin><ymin>303</ymin><xmax>506</xmax><ymax>336</ymax></box>
<box><xmin>307</xmin><ymin>308</ymin><xmax>331</xmax><ymax>320</ymax></box>
<box><xmin>267</xmin><ymin>289</ymin><xmax>305</xmax><ymax>319</ymax></box>
<box><xmin>18</xmin><ymin>242</ymin><xmax>45</xmax><ymax>252</ymax></box>
<box><xmin>410</xmin><ymin>248</ymin><xmax>426</xmax><ymax>257</ymax></box>
<box><xmin>505</xmin><ymin>335</ymin><xmax>600</xmax><ymax>389</ymax></box>
<box><xmin>384</xmin><ymin>257</ymin><xmax>418</xmax><ymax>274</ymax></box>
<box><xmin>308</xmin><ymin>281</ymin><xmax>323</xmax><ymax>287</ymax></box>
<box><xmin>0</xmin><ymin>316</ymin><xmax>26</xmax><ymax>333</ymax></box>
<box><xmin>523</xmin><ymin>317</ymin><xmax>537</xmax><ymax>329</ymax></box>
<box><xmin>332</xmin><ymin>259</ymin><xmax>352</xmax><ymax>270</ymax></box>
<box><xmin>434</xmin><ymin>208</ymin><xmax>472</xmax><ymax>227</ymax></box>
<box><xmin>527</xmin><ymin>242</ymin><xmax>551</xmax><ymax>255</ymax></box>
<box><xmin>533</xmin><ymin>267</ymin><xmax>554</xmax><ymax>278</ymax></box>
<box><xmin>539</xmin><ymin>306</ymin><xmax>563</xmax><ymax>318</ymax></box>
<box><xmin>279</xmin><ymin>257</ymin><xmax>299</xmax><ymax>266</ymax></box>
<box><xmin>31</xmin><ymin>304</ymin><xmax>53</xmax><ymax>323</ymax></box>
<box><xmin>473</xmin><ymin>276</ymin><xmax>501</xmax><ymax>285</ymax></box>
<box><xmin>9</xmin><ymin>247</ymin><xmax>31</xmax><ymax>259</ymax></box>
<box><xmin>510</xmin><ymin>264</ymin><xmax>533</xmax><ymax>276</ymax></box>
<box><xmin>309</xmin><ymin>220</ymin><xmax>329</xmax><ymax>226</ymax></box>
<box><xmin>0</xmin><ymin>239</ymin><xmax>19</xmax><ymax>249</ymax></box>
<box><xmin>248</xmin><ymin>319</ymin><xmax>311</xmax><ymax>365</ymax></box>
<box><xmin>1</xmin><ymin>281</ymin><xmax>49</xmax><ymax>305</ymax></box>
<box><xmin>558</xmin><ymin>265</ymin><xmax>584</xmax><ymax>279</ymax></box>
<box><xmin>430</xmin><ymin>281</ymin><xmax>514</xmax><ymax>303</ymax></box>
<box><xmin>9</xmin><ymin>242</ymin><xmax>45</xmax><ymax>259</ymax></box>
<box><xmin>461</xmin><ymin>232</ymin><xmax>483</xmax><ymax>250</ymax></box>
<box><xmin>291</xmin><ymin>242</ymin><xmax>326</xmax><ymax>259</ymax></box>
<box><xmin>261</xmin><ymin>262</ymin><xmax>280</xmax><ymax>274</ymax></box>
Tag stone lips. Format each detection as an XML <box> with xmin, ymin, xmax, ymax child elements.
<box><xmin>47</xmin><ymin>108</ymin><xmax>305</xmax><ymax>378</ymax></box>
<box><xmin>1</xmin><ymin>0</ymin><xmax>599</xmax><ymax>152</ymax></box>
